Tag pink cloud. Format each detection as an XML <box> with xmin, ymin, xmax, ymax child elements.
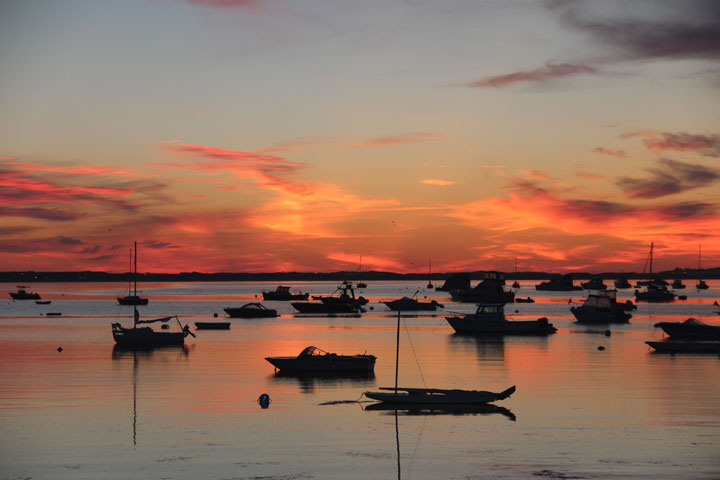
<box><xmin>464</xmin><ymin>62</ymin><xmax>600</xmax><ymax>88</ymax></box>
<box><xmin>341</xmin><ymin>132</ymin><xmax>441</xmax><ymax>149</ymax></box>
<box><xmin>421</xmin><ymin>178</ymin><xmax>455</xmax><ymax>186</ymax></box>
<box><xmin>591</xmin><ymin>147</ymin><xmax>628</xmax><ymax>158</ymax></box>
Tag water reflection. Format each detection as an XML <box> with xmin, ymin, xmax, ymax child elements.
<box><xmin>269</xmin><ymin>371</ymin><xmax>376</xmax><ymax>394</ymax></box>
<box><xmin>364</xmin><ymin>402</ymin><xmax>516</xmax><ymax>420</ymax></box>
<box><xmin>447</xmin><ymin>334</ymin><xmax>506</xmax><ymax>361</ymax></box>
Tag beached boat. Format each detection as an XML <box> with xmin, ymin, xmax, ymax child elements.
<box><xmin>535</xmin><ymin>274</ymin><xmax>582</xmax><ymax>291</ymax></box>
<box><xmin>117</xmin><ymin>243</ymin><xmax>149</xmax><ymax>306</ymax></box>
<box><xmin>645</xmin><ymin>340</ymin><xmax>720</xmax><ymax>353</ymax></box>
<box><xmin>383</xmin><ymin>293</ymin><xmax>443</xmax><ymax>311</ymax></box>
<box><xmin>634</xmin><ymin>284</ymin><xmax>676</xmax><ymax>302</ymax></box>
<box><xmin>265</xmin><ymin>346</ymin><xmax>376</xmax><ymax>373</ymax></box>
<box><xmin>262</xmin><ymin>285</ymin><xmax>309</xmax><ymax>301</ymax></box>
<box><xmin>194</xmin><ymin>322</ymin><xmax>231</xmax><ymax>330</ymax></box>
<box><xmin>9</xmin><ymin>286</ymin><xmax>41</xmax><ymax>300</ymax></box>
<box><xmin>581</xmin><ymin>278</ymin><xmax>607</xmax><ymax>290</ymax></box>
<box><xmin>654</xmin><ymin>318</ymin><xmax>720</xmax><ymax>340</ymax></box>
<box><xmin>364</xmin><ymin>311</ymin><xmax>516</xmax><ymax>405</ymax></box>
<box><xmin>450</xmin><ymin>271</ymin><xmax>515</xmax><ymax>304</ymax></box>
<box><xmin>445</xmin><ymin>303</ymin><xmax>557</xmax><ymax>335</ymax></box>
<box><xmin>111</xmin><ymin>306</ymin><xmax>194</xmax><ymax>346</ymax></box>
<box><xmin>224</xmin><ymin>302</ymin><xmax>277</xmax><ymax>318</ymax></box>
<box><xmin>614</xmin><ymin>277</ymin><xmax>632</xmax><ymax>289</ymax></box>
<box><xmin>570</xmin><ymin>290</ymin><xmax>632</xmax><ymax>323</ymax></box>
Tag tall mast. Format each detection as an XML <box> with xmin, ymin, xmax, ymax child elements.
<box><xmin>649</xmin><ymin>242</ymin><xmax>654</xmax><ymax>276</ymax></box>
<box><xmin>133</xmin><ymin>241</ymin><xmax>138</xmax><ymax>297</ymax></box>
<box><xmin>127</xmin><ymin>248</ymin><xmax>132</xmax><ymax>295</ymax></box>
<box><xmin>394</xmin><ymin>310</ymin><xmax>400</xmax><ymax>395</ymax></box>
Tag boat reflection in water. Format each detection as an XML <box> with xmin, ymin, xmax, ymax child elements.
<box><xmin>364</xmin><ymin>402</ymin><xmax>516</xmax><ymax>421</ymax></box>
<box><xmin>270</xmin><ymin>370</ymin><xmax>376</xmax><ymax>394</ymax></box>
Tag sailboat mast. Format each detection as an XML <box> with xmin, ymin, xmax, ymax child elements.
<box><xmin>127</xmin><ymin>248</ymin><xmax>132</xmax><ymax>295</ymax></box>
<box><xmin>394</xmin><ymin>310</ymin><xmax>400</xmax><ymax>395</ymax></box>
<box><xmin>133</xmin><ymin>241</ymin><xmax>138</xmax><ymax>297</ymax></box>
<box><xmin>649</xmin><ymin>242</ymin><xmax>654</xmax><ymax>276</ymax></box>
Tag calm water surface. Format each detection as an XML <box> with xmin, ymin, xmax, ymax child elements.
<box><xmin>1</xmin><ymin>281</ymin><xmax>719</xmax><ymax>479</ymax></box>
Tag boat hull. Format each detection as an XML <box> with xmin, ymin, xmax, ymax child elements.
<box><xmin>223</xmin><ymin>307</ymin><xmax>277</xmax><ymax>318</ymax></box>
<box><xmin>117</xmin><ymin>295</ymin><xmax>149</xmax><ymax>306</ymax></box>
<box><xmin>646</xmin><ymin>341</ymin><xmax>720</xmax><ymax>353</ymax></box>
<box><xmin>194</xmin><ymin>322</ymin><xmax>231</xmax><ymax>329</ymax></box>
<box><xmin>364</xmin><ymin>385</ymin><xmax>515</xmax><ymax>405</ymax></box>
<box><xmin>571</xmin><ymin>306</ymin><xmax>631</xmax><ymax>323</ymax></box>
<box><xmin>383</xmin><ymin>299</ymin><xmax>441</xmax><ymax>311</ymax></box>
<box><xmin>112</xmin><ymin>327</ymin><xmax>185</xmax><ymax>346</ymax></box>
<box><xmin>262</xmin><ymin>292</ymin><xmax>309</xmax><ymax>301</ymax></box>
<box><xmin>654</xmin><ymin>322</ymin><xmax>720</xmax><ymax>340</ymax></box>
<box><xmin>10</xmin><ymin>292</ymin><xmax>41</xmax><ymax>300</ymax></box>
<box><xmin>265</xmin><ymin>355</ymin><xmax>376</xmax><ymax>373</ymax></box>
<box><xmin>291</xmin><ymin>302</ymin><xmax>361</xmax><ymax>314</ymax></box>
<box><xmin>446</xmin><ymin>316</ymin><xmax>557</xmax><ymax>335</ymax></box>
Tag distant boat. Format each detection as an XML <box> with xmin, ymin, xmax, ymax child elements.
<box><xmin>535</xmin><ymin>274</ymin><xmax>582</xmax><ymax>291</ymax></box>
<box><xmin>292</xmin><ymin>282</ymin><xmax>368</xmax><ymax>314</ymax></box>
<box><xmin>427</xmin><ymin>259</ymin><xmax>434</xmax><ymax>289</ymax></box>
<box><xmin>515</xmin><ymin>297</ymin><xmax>534</xmax><ymax>303</ymax></box>
<box><xmin>580</xmin><ymin>278</ymin><xmax>607</xmax><ymax>290</ymax></box>
<box><xmin>511</xmin><ymin>258</ymin><xmax>520</xmax><ymax>288</ymax></box>
<box><xmin>634</xmin><ymin>284</ymin><xmax>676</xmax><ymax>302</ymax></box>
<box><xmin>383</xmin><ymin>293</ymin><xmax>444</xmax><ymax>311</ymax></box>
<box><xmin>450</xmin><ymin>271</ymin><xmax>515</xmax><ymax>304</ymax></box>
<box><xmin>435</xmin><ymin>272</ymin><xmax>471</xmax><ymax>292</ymax></box>
<box><xmin>570</xmin><ymin>290</ymin><xmax>632</xmax><ymax>323</ymax></box>
<box><xmin>697</xmin><ymin>245</ymin><xmax>709</xmax><ymax>290</ymax></box>
<box><xmin>654</xmin><ymin>318</ymin><xmax>720</xmax><ymax>340</ymax></box>
<box><xmin>35</xmin><ymin>300</ymin><xmax>51</xmax><ymax>305</ymax></box>
<box><xmin>9</xmin><ymin>286</ymin><xmax>41</xmax><ymax>300</ymax></box>
<box><xmin>646</xmin><ymin>340</ymin><xmax>720</xmax><ymax>354</ymax></box>
<box><xmin>111</xmin><ymin>305</ymin><xmax>194</xmax><ymax>346</ymax></box>
<box><xmin>445</xmin><ymin>303</ymin><xmax>557</xmax><ymax>335</ymax></box>
<box><xmin>262</xmin><ymin>285</ymin><xmax>309</xmax><ymax>301</ymax></box>
<box><xmin>117</xmin><ymin>242</ymin><xmax>149</xmax><ymax>306</ymax></box>
<box><xmin>364</xmin><ymin>311</ymin><xmax>516</xmax><ymax>405</ymax></box>
<box><xmin>614</xmin><ymin>277</ymin><xmax>632</xmax><ymax>289</ymax></box>
<box><xmin>194</xmin><ymin>322</ymin><xmax>231</xmax><ymax>330</ymax></box>
<box><xmin>265</xmin><ymin>346</ymin><xmax>376</xmax><ymax>373</ymax></box>
<box><xmin>671</xmin><ymin>278</ymin><xmax>686</xmax><ymax>289</ymax></box>
<box><xmin>223</xmin><ymin>302</ymin><xmax>277</xmax><ymax>318</ymax></box>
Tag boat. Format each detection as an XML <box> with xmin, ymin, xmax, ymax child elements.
<box><xmin>35</xmin><ymin>300</ymin><xmax>51</xmax><ymax>305</ymax></box>
<box><xmin>671</xmin><ymin>278</ymin><xmax>686</xmax><ymax>289</ymax></box>
<box><xmin>117</xmin><ymin>242</ymin><xmax>149</xmax><ymax>306</ymax></box>
<box><xmin>262</xmin><ymin>285</ymin><xmax>309</xmax><ymax>301</ymax></box>
<box><xmin>450</xmin><ymin>271</ymin><xmax>515</xmax><ymax>304</ymax></box>
<box><xmin>223</xmin><ymin>302</ymin><xmax>277</xmax><ymax>318</ymax></box>
<box><xmin>265</xmin><ymin>346</ymin><xmax>376</xmax><ymax>373</ymax></box>
<box><xmin>614</xmin><ymin>277</ymin><xmax>632</xmax><ymax>289</ymax></box>
<box><xmin>535</xmin><ymin>274</ymin><xmax>582</xmax><ymax>291</ymax></box>
<box><xmin>356</xmin><ymin>255</ymin><xmax>368</xmax><ymax>289</ymax></box>
<box><xmin>696</xmin><ymin>245</ymin><xmax>709</xmax><ymax>290</ymax></box>
<box><xmin>515</xmin><ymin>297</ymin><xmax>534</xmax><ymax>303</ymax></box>
<box><xmin>581</xmin><ymin>278</ymin><xmax>607</xmax><ymax>290</ymax></box>
<box><xmin>426</xmin><ymin>259</ymin><xmax>434</xmax><ymax>289</ymax></box>
<box><xmin>111</xmin><ymin>306</ymin><xmax>194</xmax><ymax>346</ymax></box>
<box><xmin>364</xmin><ymin>311</ymin><xmax>516</xmax><ymax>405</ymax></box>
<box><xmin>634</xmin><ymin>242</ymin><xmax>671</xmax><ymax>288</ymax></box>
<box><xmin>654</xmin><ymin>318</ymin><xmax>720</xmax><ymax>340</ymax></box>
<box><xmin>292</xmin><ymin>282</ymin><xmax>368</xmax><ymax>314</ymax></box>
<box><xmin>570</xmin><ymin>290</ymin><xmax>632</xmax><ymax>323</ymax></box>
<box><xmin>645</xmin><ymin>340</ymin><xmax>720</xmax><ymax>353</ymax></box>
<box><xmin>511</xmin><ymin>258</ymin><xmax>520</xmax><ymax>288</ymax></box>
<box><xmin>9</xmin><ymin>286</ymin><xmax>41</xmax><ymax>300</ymax></box>
<box><xmin>436</xmin><ymin>272</ymin><xmax>471</xmax><ymax>292</ymax></box>
<box><xmin>194</xmin><ymin>322</ymin><xmax>231</xmax><ymax>330</ymax></box>
<box><xmin>445</xmin><ymin>303</ymin><xmax>557</xmax><ymax>335</ymax></box>
<box><xmin>383</xmin><ymin>293</ymin><xmax>444</xmax><ymax>311</ymax></box>
<box><xmin>634</xmin><ymin>283</ymin><xmax>676</xmax><ymax>302</ymax></box>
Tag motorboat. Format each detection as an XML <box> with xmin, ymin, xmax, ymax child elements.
<box><xmin>696</xmin><ymin>280</ymin><xmax>709</xmax><ymax>290</ymax></box>
<box><xmin>535</xmin><ymin>274</ymin><xmax>582</xmax><ymax>291</ymax></box>
<box><xmin>383</xmin><ymin>293</ymin><xmax>444</xmax><ymax>311</ymax></box>
<box><xmin>293</xmin><ymin>282</ymin><xmax>367</xmax><ymax>313</ymax></box>
<box><xmin>194</xmin><ymin>322</ymin><xmax>231</xmax><ymax>330</ymax></box>
<box><xmin>645</xmin><ymin>340</ymin><xmax>720</xmax><ymax>353</ymax></box>
<box><xmin>654</xmin><ymin>318</ymin><xmax>720</xmax><ymax>340</ymax></box>
<box><xmin>111</xmin><ymin>307</ymin><xmax>194</xmax><ymax>346</ymax></box>
<box><xmin>262</xmin><ymin>285</ymin><xmax>309</xmax><ymax>301</ymax></box>
<box><xmin>581</xmin><ymin>278</ymin><xmax>607</xmax><ymax>290</ymax></box>
<box><xmin>671</xmin><ymin>278</ymin><xmax>686</xmax><ymax>289</ymax></box>
<box><xmin>570</xmin><ymin>290</ymin><xmax>632</xmax><ymax>323</ymax></box>
<box><xmin>634</xmin><ymin>284</ymin><xmax>676</xmax><ymax>302</ymax></box>
<box><xmin>450</xmin><ymin>271</ymin><xmax>515</xmax><ymax>304</ymax></box>
<box><xmin>224</xmin><ymin>302</ymin><xmax>277</xmax><ymax>318</ymax></box>
<box><xmin>614</xmin><ymin>277</ymin><xmax>632</xmax><ymax>289</ymax></box>
<box><xmin>515</xmin><ymin>297</ymin><xmax>534</xmax><ymax>303</ymax></box>
<box><xmin>435</xmin><ymin>272</ymin><xmax>471</xmax><ymax>292</ymax></box>
<box><xmin>265</xmin><ymin>346</ymin><xmax>376</xmax><ymax>373</ymax></box>
<box><xmin>9</xmin><ymin>286</ymin><xmax>41</xmax><ymax>300</ymax></box>
<box><xmin>445</xmin><ymin>303</ymin><xmax>557</xmax><ymax>335</ymax></box>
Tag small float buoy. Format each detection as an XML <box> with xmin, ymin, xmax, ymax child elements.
<box><xmin>213</xmin><ymin>313</ymin><xmax>218</xmax><ymax>317</ymax></box>
<box><xmin>597</xmin><ymin>346</ymin><xmax>605</xmax><ymax>351</ymax></box>
<box><xmin>57</xmin><ymin>347</ymin><xmax>63</xmax><ymax>352</ymax></box>
<box><xmin>604</xmin><ymin>330</ymin><xmax>611</xmax><ymax>337</ymax></box>
<box><xmin>258</xmin><ymin>393</ymin><xmax>271</xmax><ymax>409</ymax></box>
<box><xmin>161</xmin><ymin>324</ymin><xmax>169</xmax><ymax>330</ymax></box>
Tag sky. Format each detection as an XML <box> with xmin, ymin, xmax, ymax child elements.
<box><xmin>1</xmin><ymin>0</ymin><xmax>719</xmax><ymax>274</ymax></box>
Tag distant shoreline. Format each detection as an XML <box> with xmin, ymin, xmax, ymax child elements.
<box><xmin>2</xmin><ymin>268</ymin><xmax>719</xmax><ymax>283</ymax></box>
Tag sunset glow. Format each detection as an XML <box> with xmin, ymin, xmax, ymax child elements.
<box><xmin>1</xmin><ymin>0</ymin><xmax>719</xmax><ymax>273</ymax></box>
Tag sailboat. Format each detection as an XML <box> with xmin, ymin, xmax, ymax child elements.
<box><xmin>111</xmin><ymin>305</ymin><xmax>195</xmax><ymax>346</ymax></box>
<box><xmin>363</xmin><ymin>311</ymin><xmax>515</xmax><ymax>405</ymax></box>
<box><xmin>697</xmin><ymin>245</ymin><xmax>709</xmax><ymax>290</ymax></box>
<box><xmin>117</xmin><ymin>242</ymin><xmax>149</xmax><ymax>305</ymax></box>
<box><xmin>512</xmin><ymin>258</ymin><xmax>520</xmax><ymax>289</ymax></box>
<box><xmin>427</xmin><ymin>259</ymin><xmax>434</xmax><ymax>289</ymax></box>
<box><xmin>356</xmin><ymin>255</ymin><xmax>367</xmax><ymax>289</ymax></box>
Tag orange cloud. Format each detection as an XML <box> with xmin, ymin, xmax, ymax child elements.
<box><xmin>421</xmin><ymin>178</ymin><xmax>455</xmax><ymax>186</ymax></box>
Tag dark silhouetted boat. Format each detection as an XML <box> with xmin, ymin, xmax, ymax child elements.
<box><xmin>446</xmin><ymin>303</ymin><xmax>557</xmax><ymax>335</ymax></box>
<box><xmin>571</xmin><ymin>290</ymin><xmax>632</xmax><ymax>323</ymax></box>
<box><xmin>35</xmin><ymin>300</ymin><xmax>52</xmax><ymax>305</ymax></box>
<box><xmin>671</xmin><ymin>278</ymin><xmax>686</xmax><ymax>289</ymax></box>
<box><xmin>654</xmin><ymin>318</ymin><xmax>720</xmax><ymax>340</ymax></box>
<box><xmin>515</xmin><ymin>297</ymin><xmax>534</xmax><ymax>303</ymax></box>
<box><xmin>112</xmin><ymin>306</ymin><xmax>194</xmax><ymax>346</ymax></box>
<box><xmin>614</xmin><ymin>277</ymin><xmax>632</xmax><ymax>289</ymax></box>
<box><xmin>293</xmin><ymin>282</ymin><xmax>367</xmax><ymax>313</ymax></box>
<box><xmin>450</xmin><ymin>271</ymin><xmax>515</xmax><ymax>304</ymax></box>
<box><xmin>9</xmin><ymin>286</ymin><xmax>41</xmax><ymax>300</ymax></box>
<box><xmin>365</xmin><ymin>311</ymin><xmax>516</xmax><ymax>405</ymax></box>
<box><xmin>696</xmin><ymin>245</ymin><xmax>709</xmax><ymax>290</ymax></box>
<box><xmin>117</xmin><ymin>242</ymin><xmax>149</xmax><ymax>306</ymax></box>
<box><xmin>645</xmin><ymin>340</ymin><xmax>720</xmax><ymax>353</ymax></box>
<box><xmin>383</xmin><ymin>292</ymin><xmax>443</xmax><ymax>311</ymax></box>
<box><xmin>224</xmin><ymin>302</ymin><xmax>277</xmax><ymax>318</ymax></box>
<box><xmin>535</xmin><ymin>274</ymin><xmax>582</xmax><ymax>291</ymax></box>
<box><xmin>262</xmin><ymin>285</ymin><xmax>309</xmax><ymax>301</ymax></box>
<box><xmin>436</xmin><ymin>272</ymin><xmax>471</xmax><ymax>292</ymax></box>
<box><xmin>634</xmin><ymin>284</ymin><xmax>676</xmax><ymax>302</ymax></box>
<box><xmin>194</xmin><ymin>321</ymin><xmax>230</xmax><ymax>329</ymax></box>
<box><xmin>581</xmin><ymin>277</ymin><xmax>607</xmax><ymax>290</ymax></box>
<box><xmin>265</xmin><ymin>346</ymin><xmax>376</xmax><ymax>373</ymax></box>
